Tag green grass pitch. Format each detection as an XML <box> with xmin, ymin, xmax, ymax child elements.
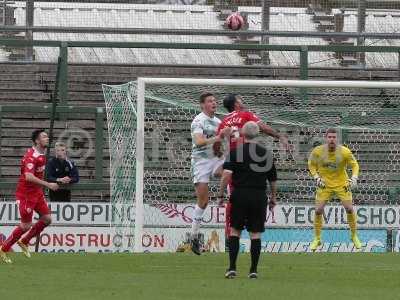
<box><xmin>0</xmin><ymin>253</ymin><xmax>399</xmax><ymax>300</ymax></box>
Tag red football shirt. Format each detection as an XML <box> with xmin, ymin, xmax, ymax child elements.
<box><xmin>217</xmin><ymin>110</ymin><xmax>260</xmax><ymax>150</ymax></box>
<box><xmin>15</xmin><ymin>147</ymin><xmax>46</xmax><ymax>200</ymax></box>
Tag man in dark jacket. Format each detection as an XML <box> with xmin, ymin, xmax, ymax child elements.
<box><xmin>46</xmin><ymin>142</ymin><xmax>79</xmax><ymax>202</ymax></box>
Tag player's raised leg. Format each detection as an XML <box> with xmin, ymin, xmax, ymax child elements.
<box><xmin>0</xmin><ymin>222</ymin><xmax>31</xmax><ymax>264</ymax></box>
<box><xmin>191</xmin><ymin>181</ymin><xmax>209</xmax><ymax>255</ymax></box>
<box><xmin>191</xmin><ymin>160</ymin><xmax>225</xmax><ymax>255</ymax></box>
<box><xmin>1</xmin><ymin>199</ymin><xmax>36</xmax><ymax>263</ymax></box>
<box><xmin>1</xmin><ymin>197</ymin><xmax>51</xmax><ymax>261</ymax></box>
<box><xmin>19</xmin><ymin>217</ymin><xmax>51</xmax><ymax>258</ymax></box>
<box><xmin>190</xmin><ymin>157</ymin><xmax>224</xmax><ymax>255</ymax></box>
<box><xmin>190</xmin><ymin>157</ymin><xmax>218</xmax><ymax>255</ymax></box>
<box><xmin>18</xmin><ymin>196</ymin><xmax>52</xmax><ymax>258</ymax></box>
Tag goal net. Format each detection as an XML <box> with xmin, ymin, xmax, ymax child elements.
<box><xmin>103</xmin><ymin>78</ymin><xmax>400</xmax><ymax>253</ymax></box>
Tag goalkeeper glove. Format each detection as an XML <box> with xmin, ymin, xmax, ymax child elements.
<box><xmin>348</xmin><ymin>176</ymin><xmax>358</xmax><ymax>188</ymax></box>
<box><xmin>314</xmin><ymin>174</ymin><xmax>325</xmax><ymax>188</ymax></box>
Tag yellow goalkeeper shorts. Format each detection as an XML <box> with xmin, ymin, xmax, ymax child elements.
<box><xmin>315</xmin><ymin>185</ymin><xmax>352</xmax><ymax>203</ymax></box>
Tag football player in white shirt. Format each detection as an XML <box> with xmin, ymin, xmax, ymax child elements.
<box><xmin>190</xmin><ymin>92</ymin><xmax>231</xmax><ymax>255</ymax></box>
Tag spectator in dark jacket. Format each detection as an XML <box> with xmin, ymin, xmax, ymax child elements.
<box><xmin>46</xmin><ymin>142</ymin><xmax>79</xmax><ymax>202</ymax></box>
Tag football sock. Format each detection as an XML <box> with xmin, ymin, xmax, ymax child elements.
<box><xmin>314</xmin><ymin>213</ymin><xmax>323</xmax><ymax>240</ymax></box>
<box><xmin>250</xmin><ymin>239</ymin><xmax>261</xmax><ymax>273</ymax></box>
<box><xmin>21</xmin><ymin>220</ymin><xmax>48</xmax><ymax>245</ymax></box>
<box><xmin>191</xmin><ymin>205</ymin><xmax>205</xmax><ymax>236</ymax></box>
<box><xmin>228</xmin><ymin>236</ymin><xmax>240</xmax><ymax>271</ymax></box>
<box><xmin>347</xmin><ymin>212</ymin><xmax>357</xmax><ymax>236</ymax></box>
<box><xmin>1</xmin><ymin>226</ymin><xmax>26</xmax><ymax>252</ymax></box>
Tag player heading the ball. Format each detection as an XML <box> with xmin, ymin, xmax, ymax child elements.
<box><xmin>216</xmin><ymin>93</ymin><xmax>288</xmax><ymax>238</ymax></box>
<box><xmin>190</xmin><ymin>92</ymin><xmax>231</xmax><ymax>255</ymax></box>
<box><xmin>217</xmin><ymin>93</ymin><xmax>289</xmax><ymax>151</ymax></box>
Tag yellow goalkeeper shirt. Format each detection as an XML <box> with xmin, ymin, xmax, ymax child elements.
<box><xmin>308</xmin><ymin>144</ymin><xmax>360</xmax><ymax>188</ymax></box>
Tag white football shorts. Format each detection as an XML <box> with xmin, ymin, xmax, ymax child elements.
<box><xmin>191</xmin><ymin>156</ymin><xmax>225</xmax><ymax>184</ymax></box>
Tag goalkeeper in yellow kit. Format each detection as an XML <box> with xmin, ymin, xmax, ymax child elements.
<box><xmin>308</xmin><ymin>128</ymin><xmax>361</xmax><ymax>251</ymax></box>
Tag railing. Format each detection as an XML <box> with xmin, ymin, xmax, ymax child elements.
<box><xmin>3</xmin><ymin>26</ymin><xmax>400</xmax><ymax>39</ymax></box>
<box><xmin>2</xmin><ymin>39</ymin><xmax>400</xmax><ymax>103</ymax></box>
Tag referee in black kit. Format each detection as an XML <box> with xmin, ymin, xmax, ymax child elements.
<box><xmin>218</xmin><ymin>121</ymin><xmax>277</xmax><ymax>279</ymax></box>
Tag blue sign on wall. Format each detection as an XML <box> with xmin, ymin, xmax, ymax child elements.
<box><xmin>240</xmin><ymin>228</ymin><xmax>387</xmax><ymax>253</ymax></box>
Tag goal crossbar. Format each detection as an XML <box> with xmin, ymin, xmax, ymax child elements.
<box><xmin>137</xmin><ymin>78</ymin><xmax>400</xmax><ymax>89</ymax></box>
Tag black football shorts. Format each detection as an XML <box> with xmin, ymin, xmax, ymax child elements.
<box><xmin>230</xmin><ymin>188</ymin><xmax>267</xmax><ymax>233</ymax></box>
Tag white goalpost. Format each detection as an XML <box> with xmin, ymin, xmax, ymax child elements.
<box><xmin>103</xmin><ymin>78</ymin><xmax>400</xmax><ymax>253</ymax></box>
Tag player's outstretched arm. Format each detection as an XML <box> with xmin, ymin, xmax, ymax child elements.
<box><xmin>25</xmin><ymin>173</ymin><xmax>59</xmax><ymax>191</ymax></box>
<box><xmin>258</xmin><ymin>122</ymin><xmax>280</xmax><ymax>139</ymax></box>
<box><xmin>258</xmin><ymin>122</ymin><xmax>289</xmax><ymax>149</ymax></box>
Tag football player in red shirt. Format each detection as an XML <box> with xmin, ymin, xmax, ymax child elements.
<box><xmin>217</xmin><ymin>94</ymin><xmax>288</xmax><ymax>151</ymax></box>
<box><xmin>217</xmin><ymin>94</ymin><xmax>287</xmax><ymax>237</ymax></box>
<box><xmin>0</xmin><ymin>129</ymin><xmax>59</xmax><ymax>263</ymax></box>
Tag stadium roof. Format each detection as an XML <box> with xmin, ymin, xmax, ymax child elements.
<box><xmin>9</xmin><ymin>2</ymin><xmax>400</xmax><ymax>67</ymax></box>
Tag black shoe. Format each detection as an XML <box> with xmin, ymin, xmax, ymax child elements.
<box><xmin>191</xmin><ymin>237</ymin><xmax>201</xmax><ymax>255</ymax></box>
<box><xmin>248</xmin><ymin>272</ymin><xmax>258</xmax><ymax>279</ymax></box>
<box><xmin>225</xmin><ymin>270</ymin><xmax>237</xmax><ymax>279</ymax></box>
